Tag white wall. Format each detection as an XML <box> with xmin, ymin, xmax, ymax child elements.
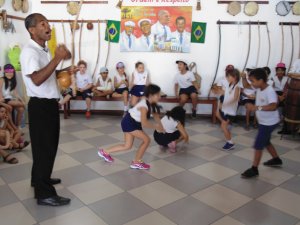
<box><xmin>0</xmin><ymin>0</ymin><xmax>299</xmax><ymax>113</ymax></box>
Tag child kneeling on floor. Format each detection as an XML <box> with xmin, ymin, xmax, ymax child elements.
<box><xmin>97</xmin><ymin>84</ymin><xmax>164</xmax><ymax>170</ymax></box>
<box><xmin>242</xmin><ymin>68</ymin><xmax>282</xmax><ymax>179</ymax></box>
<box><xmin>154</xmin><ymin>106</ymin><xmax>189</xmax><ymax>153</ymax></box>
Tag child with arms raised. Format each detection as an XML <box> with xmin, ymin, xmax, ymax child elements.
<box><xmin>242</xmin><ymin>68</ymin><xmax>282</xmax><ymax>178</ymax></box>
<box><xmin>97</xmin><ymin>84</ymin><xmax>164</xmax><ymax>170</ymax></box>
<box><xmin>154</xmin><ymin>106</ymin><xmax>189</xmax><ymax>153</ymax></box>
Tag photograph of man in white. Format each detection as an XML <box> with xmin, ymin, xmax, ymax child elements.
<box><xmin>151</xmin><ymin>10</ymin><xmax>172</xmax><ymax>41</ymax></box>
<box><xmin>171</xmin><ymin>16</ymin><xmax>191</xmax><ymax>53</ymax></box>
<box><xmin>120</xmin><ymin>21</ymin><xmax>137</xmax><ymax>52</ymax></box>
<box><xmin>136</xmin><ymin>19</ymin><xmax>154</xmax><ymax>52</ymax></box>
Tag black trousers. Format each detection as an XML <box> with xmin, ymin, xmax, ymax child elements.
<box><xmin>28</xmin><ymin>97</ymin><xmax>60</xmax><ymax>199</ymax></box>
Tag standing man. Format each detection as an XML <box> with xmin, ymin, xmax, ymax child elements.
<box><xmin>120</xmin><ymin>21</ymin><xmax>137</xmax><ymax>52</ymax></box>
<box><xmin>136</xmin><ymin>19</ymin><xmax>154</xmax><ymax>52</ymax></box>
<box><xmin>151</xmin><ymin>10</ymin><xmax>172</xmax><ymax>41</ymax></box>
<box><xmin>172</xmin><ymin>16</ymin><xmax>191</xmax><ymax>53</ymax></box>
<box><xmin>20</xmin><ymin>13</ymin><xmax>72</xmax><ymax>206</ymax></box>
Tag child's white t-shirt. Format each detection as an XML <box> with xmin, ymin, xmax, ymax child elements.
<box><xmin>174</xmin><ymin>71</ymin><xmax>196</xmax><ymax>89</ymax></box>
<box><xmin>2</xmin><ymin>85</ymin><xmax>14</xmax><ymax>99</ymax></box>
<box><xmin>97</xmin><ymin>76</ymin><xmax>112</xmax><ymax>91</ymax></box>
<box><xmin>129</xmin><ymin>99</ymin><xmax>148</xmax><ymax>122</ymax></box>
<box><xmin>133</xmin><ymin>70</ymin><xmax>148</xmax><ymax>86</ymax></box>
<box><xmin>273</xmin><ymin>76</ymin><xmax>288</xmax><ymax>92</ymax></box>
<box><xmin>217</xmin><ymin>77</ymin><xmax>228</xmax><ymax>90</ymax></box>
<box><xmin>222</xmin><ymin>84</ymin><xmax>240</xmax><ymax>116</ymax></box>
<box><xmin>255</xmin><ymin>85</ymin><xmax>280</xmax><ymax>126</ymax></box>
<box><xmin>76</xmin><ymin>72</ymin><xmax>93</xmax><ymax>89</ymax></box>
<box><xmin>161</xmin><ymin>116</ymin><xmax>178</xmax><ymax>133</ymax></box>
<box><xmin>115</xmin><ymin>74</ymin><xmax>127</xmax><ymax>89</ymax></box>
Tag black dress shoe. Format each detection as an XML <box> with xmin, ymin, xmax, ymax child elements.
<box><xmin>31</xmin><ymin>178</ymin><xmax>61</xmax><ymax>187</ymax></box>
<box><xmin>37</xmin><ymin>196</ymin><xmax>71</xmax><ymax>206</ymax></box>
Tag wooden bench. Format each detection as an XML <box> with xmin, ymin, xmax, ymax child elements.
<box><xmin>63</xmin><ymin>96</ymin><xmax>218</xmax><ymax>123</ymax></box>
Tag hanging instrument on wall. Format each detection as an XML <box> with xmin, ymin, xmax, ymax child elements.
<box><xmin>227</xmin><ymin>1</ymin><xmax>241</xmax><ymax>16</ymax></box>
<box><xmin>196</xmin><ymin>0</ymin><xmax>201</xmax><ymax>11</ymax></box>
<box><xmin>0</xmin><ymin>0</ymin><xmax>5</xmax><ymax>8</ymax></box>
<box><xmin>266</xmin><ymin>23</ymin><xmax>271</xmax><ymax>66</ymax></box>
<box><xmin>105</xmin><ymin>20</ymin><xmax>111</xmax><ymax>67</ymax></box>
<box><xmin>92</xmin><ymin>20</ymin><xmax>101</xmax><ymax>79</ymax></box>
<box><xmin>244</xmin><ymin>1</ymin><xmax>259</xmax><ymax>16</ymax></box>
<box><xmin>87</xmin><ymin>21</ymin><xmax>93</xmax><ymax>30</ymax></box>
<box><xmin>243</xmin><ymin>22</ymin><xmax>252</xmax><ymax>71</ymax></box>
<box><xmin>288</xmin><ymin>24</ymin><xmax>295</xmax><ymax>72</ymax></box>
<box><xmin>67</xmin><ymin>1</ymin><xmax>80</xmax><ymax>16</ymax></box>
<box><xmin>116</xmin><ymin>0</ymin><xmax>123</xmax><ymax>9</ymax></box>
<box><xmin>22</xmin><ymin>0</ymin><xmax>29</xmax><ymax>13</ymax></box>
<box><xmin>209</xmin><ymin>21</ymin><xmax>222</xmax><ymax>97</ymax></box>
<box><xmin>292</xmin><ymin>1</ymin><xmax>300</xmax><ymax>15</ymax></box>
<box><xmin>298</xmin><ymin>23</ymin><xmax>300</xmax><ymax>59</ymax></box>
<box><xmin>12</xmin><ymin>0</ymin><xmax>22</xmax><ymax>11</ymax></box>
<box><xmin>60</xmin><ymin>20</ymin><xmax>67</xmax><ymax>69</ymax></box>
<box><xmin>276</xmin><ymin>1</ymin><xmax>291</xmax><ymax>16</ymax></box>
<box><xmin>256</xmin><ymin>21</ymin><xmax>261</xmax><ymax>68</ymax></box>
<box><xmin>79</xmin><ymin>19</ymin><xmax>84</xmax><ymax>60</ymax></box>
<box><xmin>281</xmin><ymin>23</ymin><xmax>285</xmax><ymax>62</ymax></box>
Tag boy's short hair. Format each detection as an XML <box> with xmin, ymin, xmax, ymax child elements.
<box><xmin>249</xmin><ymin>68</ymin><xmax>267</xmax><ymax>82</ymax></box>
<box><xmin>77</xmin><ymin>60</ymin><xmax>87</xmax><ymax>67</ymax></box>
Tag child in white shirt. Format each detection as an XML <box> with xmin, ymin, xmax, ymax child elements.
<box><xmin>130</xmin><ymin>62</ymin><xmax>150</xmax><ymax>106</ymax></box>
<box><xmin>93</xmin><ymin>67</ymin><xmax>113</xmax><ymax>98</ymax></box>
<box><xmin>242</xmin><ymin>68</ymin><xmax>282</xmax><ymax>178</ymax></box>
<box><xmin>153</xmin><ymin>106</ymin><xmax>189</xmax><ymax>153</ymax></box>
<box><xmin>273</xmin><ymin>63</ymin><xmax>288</xmax><ymax>100</ymax></box>
<box><xmin>217</xmin><ymin>69</ymin><xmax>241</xmax><ymax>151</ymax></box>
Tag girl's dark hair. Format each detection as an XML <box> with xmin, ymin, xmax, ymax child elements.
<box><xmin>166</xmin><ymin>106</ymin><xmax>186</xmax><ymax>126</ymax></box>
<box><xmin>135</xmin><ymin>61</ymin><xmax>144</xmax><ymax>69</ymax></box>
<box><xmin>227</xmin><ymin>69</ymin><xmax>240</xmax><ymax>83</ymax></box>
<box><xmin>249</xmin><ymin>68</ymin><xmax>267</xmax><ymax>82</ymax></box>
<box><xmin>3</xmin><ymin>64</ymin><xmax>17</xmax><ymax>91</ymax></box>
<box><xmin>144</xmin><ymin>84</ymin><xmax>161</xmax><ymax>118</ymax></box>
<box><xmin>263</xmin><ymin>66</ymin><xmax>271</xmax><ymax>75</ymax></box>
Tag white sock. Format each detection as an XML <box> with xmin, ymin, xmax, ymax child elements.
<box><xmin>124</xmin><ymin>106</ymin><xmax>128</xmax><ymax>111</ymax></box>
<box><xmin>227</xmin><ymin>140</ymin><xmax>233</xmax><ymax>144</ymax></box>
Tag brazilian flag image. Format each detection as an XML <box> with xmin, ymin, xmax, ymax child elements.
<box><xmin>105</xmin><ymin>20</ymin><xmax>121</xmax><ymax>43</ymax></box>
<box><xmin>191</xmin><ymin>22</ymin><xmax>207</xmax><ymax>44</ymax></box>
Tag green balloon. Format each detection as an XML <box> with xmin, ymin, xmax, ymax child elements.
<box><xmin>8</xmin><ymin>45</ymin><xmax>21</xmax><ymax>71</ymax></box>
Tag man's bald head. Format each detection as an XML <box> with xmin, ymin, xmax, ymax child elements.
<box><xmin>157</xmin><ymin>10</ymin><xmax>170</xmax><ymax>25</ymax></box>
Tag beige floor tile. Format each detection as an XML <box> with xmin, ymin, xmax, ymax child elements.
<box><xmin>258</xmin><ymin>167</ymin><xmax>294</xmax><ymax>186</ymax></box>
<box><xmin>124</xmin><ymin>211</ymin><xmax>177</xmax><ymax>225</ymax></box>
<box><xmin>68</xmin><ymin>177</ymin><xmax>123</xmax><ymax>204</ymax></box>
<box><xmin>233</xmin><ymin>148</ymin><xmax>270</xmax><ymax>162</ymax></box>
<box><xmin>233</xmin><ymin>136</ymin><xmax>255</xmax><ymax>147</ymax></box>
<box><xmin>147</xmin><ymin>146</ymin><xmax>174</xmax><ymax>159</ymax></box>
<box><xmin>0</xmin><ymin>152</ymin><xmax>32</xmax><ymax>170</ymax></box>
<box><xmin>189</xmin><ymin>133</ymin><xmax>221</xmax><ymax>145</ymax></box>
<box><xmin>82</xmin><ymin>120</ymin><xmax>111</xmax><ymax>129</ymax></box>
<box><xmin>211</xmin><ymin>216</ymin><xmax>245</xmax><ymax>225</ymax></box>
<box><xmin>40</xmin><ymin>207</ymin><xmax>107</xmax><ymax>225</ymax></box>
<box><xmin>129</xmin><ymin>181</ymin><xmax>186</xmax><ymax>209</ymax></box>
<box><xmin>193</xmin><ymin>184</ymin><xmax>251</xmax><ymax>214</ymax></box>
<box><xmin>258</xmin><ymin>187</ymin><xmax>300</xmax><ymax>219</ymax></box>
<box><xmin>59</xmin><ymin>140</ymin><xmax>94</xmax><ymax>154</ymax></box>
<box><xmin>86</xmin><ymin>158</ymin><xmax>129</xmax><ymax>176</ymax></box>
<box><xmin>60</xmin><ymin>119</ymin><xmax>78</xmax><ymax>127</ymax></box>
<box><xmin>188</xmin><ymin>124</ymin><xmax>217</xmax><ymax>133</ymax></box>
<box><xmin>145</xmin><ymin>159</ymin><xmax>184</xmax><ymax>179</ymax></box>
<box><xmin>108</xmin><ymin>132</ymin><xmax>125</xmax><ymax>141</ymax></box>
<box><xmin>231</xmin><ymin>126</ymin><xmax>252</xmax><ymax>135</ymax></box>
<box><xmin>190</xmin><ymin>146</ymin><xmax>228</xmax><ymax>161</ymax></box>
<box><xmin>71</xmin><ymin>129</ymin><xmax>104</xmax><ymax>140</ymax></box>
<box><xmin>0</xmin><ymin>202</ymin><xmax>36</xmax><ymax>225</ymax></box>
<box><xmin>189</xmin><ymin>162</ymin><xmax>238</xmax><ymax>182</ymax></box>
<box><xmin>0</xmin><ymin>177</ymin><xmax>4</xmax><ymax>186</ymax></box>
<box><xmin>53</xmin><ymin>154</ymin><xmax>81</xmax><ymax>172</ymax></box>
<box><xmin>272</xmin><ymin>137</ymin><xmax>300</xmax><ymax>149</ymax></box>
<box><xmin>281</xmin><ymin>150</ymin><xmax>300</xmax><ymax>162</ymax></box>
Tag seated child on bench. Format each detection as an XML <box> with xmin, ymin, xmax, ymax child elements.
<box><xmin>93</xmin><ymin>67</ymin><xmax>113</xmax><ymax>98</ymax></box>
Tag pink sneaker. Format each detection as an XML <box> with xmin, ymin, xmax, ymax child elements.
<box><xmin>168</xmin><ymin>141</ymin><xmax>177</xmax><ymax>153</ymax></box>
<box><xmin>97</xmin><ymin>149</ymin><xmax>114</xmax><ymax>163</ymax></box>
<box><xmin>130</xmin><ymin>161</ymin><xmax>151</xmax><ymax>170</ymax></box>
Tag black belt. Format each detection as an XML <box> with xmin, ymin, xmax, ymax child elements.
<box><xmin>30</xmin><ymin>97</ymin><xmax>59</xmax><ymax>102</ymax></box>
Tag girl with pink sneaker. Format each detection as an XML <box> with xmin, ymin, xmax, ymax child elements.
<box><xmin>98</xmin><ymin>84</ymin><xmax>164</xmax><ymax>170</ymax></box>
<box><xmin>153</xmin><ymin>106</ymin><xmax>189</xmax><ymax>153</ymax></box>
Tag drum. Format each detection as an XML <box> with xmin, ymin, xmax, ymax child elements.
<box><xmin>276</xmin><ymin>1</ymin><xmax>291</xmax><ymax>16</ymax></box>
<box><xmin>285</xmin><ymin>76</ymin><xmax>300</xmax><ymax>122</ymax></box>
<box><xmin>67</xmin><ymin>1</ymin><xmax>80</xmax><ymax>16</ymax></box>
<box><xmin>244</xmin><ymin>2</ymin><xmax>259</xmax><ymax>16</ymax></box>
<box><xmin>227</xmin><ymin>1</ymin><xmax>241</xmax><ymax>16</ymax></box>
<box><xmin>292</xmin><ymin>1</ymin><xmax>300</xmax><ymax>15</ymax></box>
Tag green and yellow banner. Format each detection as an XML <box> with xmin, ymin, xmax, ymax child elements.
<box><xmin>105</xmin><ymin>20</ymin><xmax>121</xmax><ymax>43</ymax></box>
<box><xmin>191</xmin><ymin>22</ymin><xmax>207</xmax><ymax>44</ymax></box>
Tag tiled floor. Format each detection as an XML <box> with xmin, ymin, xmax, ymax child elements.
<box><xmin>1</xmin><ymin>114</ymin><xmax>300</xmax><ymax>225</ymax></box>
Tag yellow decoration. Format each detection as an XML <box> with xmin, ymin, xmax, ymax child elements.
<box><xmin>47</xmin><ymin>25</ymin><xmax>57</xmax><ymax>58</ymax></box>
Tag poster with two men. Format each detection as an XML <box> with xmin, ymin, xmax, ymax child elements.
<box><xmin>120</xmin><ymin>6</ymin><xmax>192</xmax><ymax>53</ymax></box>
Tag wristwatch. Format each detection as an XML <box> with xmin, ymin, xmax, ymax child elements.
<box><xmin>257</xmin><ymin>106</ymin><xmax>263</xmax><ymax>111</ymax></box>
